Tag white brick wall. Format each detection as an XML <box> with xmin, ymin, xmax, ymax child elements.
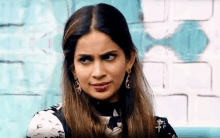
<box><xmin>141</xmin><ymin>0</ymin><xmax>220</xmax><ymax>127</ymax></box>
<box><xmin>143</xmin><ymin>62</ymin><xmax>164</xmax><ymax>89</ymax></box>
<box><xmin>142</xmin><ymin>0</ymin><xmax>165</xmax><ymax>22</ymax></box>
<box><xmin>155</xmin><ymin>95</ymin><xmax>188</xmax><ymax>126</ymax></box>
<box><xmin>171</xmin><ymin>63</ymin><xmax>211</xmax><ymax>90</ymax></box>
<box><xmin>173</xmin><ymin>0</ymin><xmax>213</xmax><ymax>21</ymax></box>
<box><xmin>195</xmin><ymin>96</ymin><xmax>220</xmax><ymax>126</ymax></box>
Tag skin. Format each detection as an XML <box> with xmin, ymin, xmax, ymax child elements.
<box><xmin>72</xmin><ymin>29</ymin><xmax>136</xmax><ymax>102</ymax></box>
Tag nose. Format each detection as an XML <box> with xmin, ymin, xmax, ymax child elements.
<box><xmin>92</xmin><ymin>60</ymin><xmax>106</xmax><ymax>80</ymax></box>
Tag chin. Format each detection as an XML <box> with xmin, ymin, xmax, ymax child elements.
<box><xmin>92</xmin><ymin>92</ymin><xmax>118</xmax><ymax>102</ymax></box>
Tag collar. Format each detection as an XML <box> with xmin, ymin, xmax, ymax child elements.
<box><xmin>89</xmin><ymin>97</ymin><xmax>120</xmax><ymax>116</ymax></box>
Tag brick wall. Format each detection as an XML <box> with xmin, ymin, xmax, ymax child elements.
<box><xmin>139</xmin><ymin>0</ymin><xmax>220</xmax><ymax>127</ymax></box>
<box><xmin>0</xmin><ymin>0</ymin><xmax>219</xmax><ymax>137</ymax></box>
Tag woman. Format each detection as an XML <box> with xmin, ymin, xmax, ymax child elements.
<box><xmin>26</xmin><ymin>3</ymin><xmax>178</xmax><ymax>138</ymax></box>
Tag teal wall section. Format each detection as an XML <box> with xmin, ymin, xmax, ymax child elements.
<box><xmin>0</xmin><ymin>0</ymin><xmax>219</xmax><ymax>138</ymax></box>
<box><xmin>174</xmin><ymin>127</ymin><xmax>220</xmax><ymax>138</ymax></box>
<box><xmin>141</xmin><ymin>21</ymin><xmax>210</xmax><ymax>62</ymax></box>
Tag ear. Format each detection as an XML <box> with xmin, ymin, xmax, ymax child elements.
<box><xmin>126</xmin><ymin>49</ymin><xmax>136</xmax><ymax>71</ymax></box>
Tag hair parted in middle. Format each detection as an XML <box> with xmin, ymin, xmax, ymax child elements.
<box><xmin>61</xmin><ymin>3</ymin><xmax>157</xmax><ymax>138</ymax></box>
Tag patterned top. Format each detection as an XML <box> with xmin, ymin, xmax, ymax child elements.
<box><xmin>26</xmin><ymin>102</ymin><xmax>178</xmax><ymax>138</ymax></box>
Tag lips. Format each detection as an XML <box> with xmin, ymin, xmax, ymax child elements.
<box><xmin>92</xmin><ymin>82</ymin><xmax>111</xmax><ymax>92</ymax></box>
<box><xmin>92</xmin><ymin>82</ymin><xmax>111</xmax><ymax>86</ymax></box>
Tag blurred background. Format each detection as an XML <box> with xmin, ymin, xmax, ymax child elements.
<box><xmin>0</xmin><ymin>0</ymin><xmax>220</xmax><ymax>137</ymax></box>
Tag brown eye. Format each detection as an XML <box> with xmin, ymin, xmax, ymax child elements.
<box><xmin>79</xmin><ymin>57</ymin><xmax>92</xmax><ymax>64</ymax></box>
<box><xmin>103</xmin><ymin>54</ymin><xmax>117</xmax><ymax>61</ymax></box>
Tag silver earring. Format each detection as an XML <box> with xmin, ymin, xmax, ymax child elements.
<box><xmin>75</xmin><ymin>79</ymin><xmax>82</xmax><ymax>94</ymax></box>
<box><xmin>125</xmin><ymin>69</ymin><xmax>131</xmax><ymax>89</ymax></box>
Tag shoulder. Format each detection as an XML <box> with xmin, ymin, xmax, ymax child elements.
<box><xmin>26</xmin><ymin>103</ymin><xmax>65</xmax><ymax>138</ymax></box>
<box><xmin>154</xmin><ymin>116</ymin><xmax>178</xmax><ymax>138</ymax></box>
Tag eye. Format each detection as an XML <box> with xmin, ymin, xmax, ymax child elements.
<box><xmin>79</xmin><ymin>57</ymin><xmax>92</xmax><ymax>64</ymax></box>
<box><xmin>103</xmin><ymin>54</ymin><xmax>116</xmax><ymax>61</ymax></box>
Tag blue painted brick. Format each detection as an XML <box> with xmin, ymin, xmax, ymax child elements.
<box><xmin>34</xmin><ymin>38</ymin><xmax>50</xmax><ymax>50</ymax></box>
<box><xmin>112</xmin><ymin>0</ymin><xmax>141</xmax><ymax>23</ymax></box>
<box><xmin>168</xmin><ymin>21</ymin><xmax>209</xmax><ymax>62</ymax></box>
<box><xmin>74</xmin><ymin>0</ymin><xmax>112</xmax><ymax>11</ymax></box>
<box><xmin>19</xmin><ymin>62</ymin><xmax>56</xmax><ymax>94</ymax></box>
<box><xmin>140</xmin><ymin>21</ymin><xmax>209</xmax><ymax>62</ymax></box>
<box><xmin>74</xmin><ymin>0</ymin><xmax>140</xmax><ymax>23</ymax></box>
<box><xmin>0</xmin><ymin>36</ymin><xmax>22</xmax><ymax>51</ymax></box>
<box><xmin>52</xmin><ymin>33</ymin><xmax>63</xmax><ymax>53</ymax></box>
<box><xmin>0</xmin><ymin>26</ymin><xmax>20</xmax><ymax>34</ymax></box>
<box><xmin>0</xmin><ymin>95</ymin><xmax>43</xmax><ymax>138</ymax></box>
<box><xmin>23</xmin><ymin>0</ymin><xmax>55</xmax><ymax>25</ymax></box>
<box><xmin>51</xmin><ymin>0</ymin><xmax>69</xmax><ymax>24</ymax></box>
<box><xmin>66</xmin><ymin>0</ymin><xmax>75</xmax><ymax>17</ymax></box>
<box><xmin>53</xmin><ymin>95</ymin><xmax>62</xmax><ymax>105</ymax></box>
<box><xmin>0</xmin><ymin>63</ymin><xmax>27</xmax><ymax>93</ymax></box>
<box><xmin>128</xmin><ymin>23</ymin><xmax>145</xmax><ymax>60</ymax></box>
<box><xmin>0</xmin><ymin>1</ymin><xmax>27</xmax><ymax>24</ymax></box>
<box><xmin>47</xmin><ymin>59</ymin><xmax>63</xmax><ymax>94</ymax></box>
<box><xmin>0</xmin><ymin>62</ymin><xmax>51</xmax><ymax>94</ymax></box>
<box><xmin>0</xmin><ymin>63</ymin><xmax>10</xmax><ymax>91</ymax></box>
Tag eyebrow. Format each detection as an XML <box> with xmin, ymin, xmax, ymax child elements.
<box><xmin>76</xmin><ymin>50</ymin><xmax>118</xmax><ymax>58</ymax></box>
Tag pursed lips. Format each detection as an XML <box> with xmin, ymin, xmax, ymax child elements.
<box><xmin>91</xmin><ymin>82</ymin><xmax>111</xmax><ymax>86</ymax></box>
<box><xmin>91</xmin><ymin>82</ymin><xmax>111</xmax><ymax>92</ymax></box>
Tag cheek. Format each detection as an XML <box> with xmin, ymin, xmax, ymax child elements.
<box><xmin>74</xmin><ymin>63</ymin><xmax>89</xmax><ymax>81</ymax></box>
<box><xmin>109</xmin><ymin>62</ymin><xmax>126</xmax><ymax>82</ymax></box>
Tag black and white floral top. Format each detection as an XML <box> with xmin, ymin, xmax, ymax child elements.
<box><xmin>26</xmin><ymin>100</ymin><xmax>178</xmax><ymax>138</ymax></box>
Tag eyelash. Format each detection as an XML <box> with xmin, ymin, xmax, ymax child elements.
<box><xmin>79</xmin><ymin>54</ymin><xmax>117</xmax><ymax>64</ymax></box>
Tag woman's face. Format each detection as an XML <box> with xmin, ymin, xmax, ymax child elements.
<box><xmin>73</xmin><ymin>30</ymin><xmax>135</xmax><ymax>102</ymax></box>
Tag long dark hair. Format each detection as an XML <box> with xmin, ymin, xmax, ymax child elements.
<box><xmin>61</xmin><ymin>3</ymin><xmax>157</xmax><ymax>138</ymax></box>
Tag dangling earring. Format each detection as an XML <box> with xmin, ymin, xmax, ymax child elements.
<box><xmin>75</xmin><ymin>79</ymin><xmax>82</xmax><ymax>94</ymax></box>
<box><xmin>125</xmin><ymin>69</ymin><xmax>131</xmax><ymax>89</ymax></box>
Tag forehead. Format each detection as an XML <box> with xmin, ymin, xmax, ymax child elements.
<box><xmin>75</xmin><ymin>30</ymin><xmax>122</xmax><ymax>54</ymax></box>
